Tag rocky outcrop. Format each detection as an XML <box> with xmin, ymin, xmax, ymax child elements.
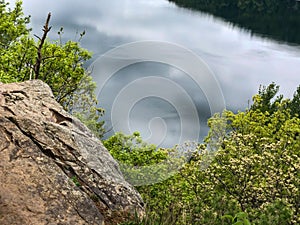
<box><xmin>0</xmin><ymin>80</ymin><xmax>144</xmax><ymax>225</ymax></box>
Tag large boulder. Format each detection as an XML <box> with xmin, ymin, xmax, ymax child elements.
<box><xmin>0</xmin><ymin>80</ymin><xmax>144</xmax><ymax>225</ymax></box>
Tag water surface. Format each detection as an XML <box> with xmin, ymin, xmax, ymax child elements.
<box><xmin>11</xmin><ymin>0</ymin><xmax>300</xmax><ymax>147</ymax></box>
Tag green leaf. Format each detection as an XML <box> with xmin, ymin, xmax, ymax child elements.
<box><xmin>221</xmin><ymin>214</ymin><xmax>234</xmax><ymax>221</ymax></box>
<box><xmin>232</xmin><ymin>222</ymin><xmax>244</xmax><ymax>225</ymax></box>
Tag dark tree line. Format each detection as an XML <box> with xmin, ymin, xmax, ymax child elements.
<box><xmin>168</xmin><ymin>0</ymin><xmax>300</xmax><ymax>45</ymax></box>
<box><xmin>168</xmin><ymin>0</ymin><xmax>297</xmax><ymax>14</ymax></box>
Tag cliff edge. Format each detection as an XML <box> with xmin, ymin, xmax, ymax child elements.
<box><xmin>0</xmin><ymin>80</ymin><xmax>144</xmax><ymax>225</ymax></box>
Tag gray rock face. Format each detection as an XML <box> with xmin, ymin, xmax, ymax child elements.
<box><xmin>0</xmin><ymin>80</ymin><xmax>144</xmax><ymax>225</ymax></box>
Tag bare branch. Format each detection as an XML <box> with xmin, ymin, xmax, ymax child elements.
<box><xmin>33</xmin><ymin>34</ymin><xmax>41</xmax><ymax>41</ymax></box>
<box><xmin>33</xmin><ymin>12</ymin><xmax>52</xmax><ymax>79</ymax></box>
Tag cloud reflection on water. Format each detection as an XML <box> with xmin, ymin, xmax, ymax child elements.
<box><xmin>8</xmin><ymin>0</ymin><xmax>300</xmax><ymax>147</ymax></box>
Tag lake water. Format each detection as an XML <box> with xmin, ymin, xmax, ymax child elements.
<box><xmin>11</xmin><ymin>0</ymin><xmax>300</xmax><ymax>147</ymax></box>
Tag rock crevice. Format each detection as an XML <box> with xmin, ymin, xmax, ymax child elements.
<box><xmin>0</xmin><ymin>80</ymin><xmax>144</xmax><ymax>225</ymax></box>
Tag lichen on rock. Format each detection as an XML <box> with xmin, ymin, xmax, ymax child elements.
<box><xmin>0</xmin><ymin>80</ymin><xmax>144</xmax><ymax>225</ymax></box>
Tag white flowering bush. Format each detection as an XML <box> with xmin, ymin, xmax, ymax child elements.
<box><xmin>119</xmin><ymin>84</ymin><xmax>299</xmax><ymax>225</ymax></box>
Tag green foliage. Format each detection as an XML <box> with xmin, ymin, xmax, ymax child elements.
<box><xmin>289</xmin><ymin>85</ymin><xmax>300</xmax><ymax>117</ymax></box>
<box><xmin>256</xmin><ymin>199</ymin><xmax>295</xmax><ymax>225</ymax></box>
<box><xmin>222</xmin><ymin>212</ymin><xmax>251</xmax><ymax>225</ymax></box>
<box><xmin>0</xmin><ymin>0</ymin><xmax>105</xmax><ymax>138</ymax></box>
<box><xmin>251</xmin><ymin>82</ymin><xmax>300</xmax><ymax>118</ymax></box>
<box><xmin>103</xmin><ymin>132</ymin><xmax>185</xmax><ymax>186</ymax></box>
<box><xmin>115</xmin><ymin>84</ymin><xmax>299</xmax><ymax>225</ymax></box>
<box><xmin>0</xmin><ymin>0</ymin><xmax>30</xmax><ymax>48</ymax></box>
<box><xmin>71</xmin><ymin>176</ymin><xmax>80</xmax><ymax>187</ymax></box>
<box><xmin>1</xmin><ymin>2</ymin><xmax>298</xmax><ymax>224</ymax></box>
<box><xmin>250</xmin><ymin>82</ymin><xmax>282</xmax><ymax>113</ymax></box>
<box><xmin>104</xmin><ymin>132</ymin><xmax>168</xmax><ymax>167</ymax></box>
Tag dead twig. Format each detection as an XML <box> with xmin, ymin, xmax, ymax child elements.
<box><xmin>33</xmin><ymin>12</ymin><xmax>52</xmax><ymax>80</ymax></box>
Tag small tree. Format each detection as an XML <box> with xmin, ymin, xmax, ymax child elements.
<box><xmin>0</xmin><ymin>0</ymin><xmax>105</xmax><ymax>138</ymax></box>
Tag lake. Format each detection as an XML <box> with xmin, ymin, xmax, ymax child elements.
<box><xmin>11</xmin><ymin>0</ymin><xmax>300</xmax><ymax>147</ymax></box>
